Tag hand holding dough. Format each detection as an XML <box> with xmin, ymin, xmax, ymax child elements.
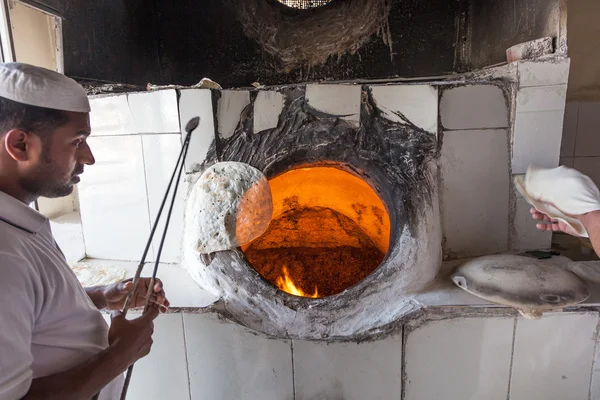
<box><xmin>515</xmin><ymin>165</ymin><xmax>600</xmax><ymax>237</ymax></box>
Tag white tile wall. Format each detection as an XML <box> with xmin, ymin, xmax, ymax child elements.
<box><xmin>404</xmin><ymin>317</ymin><xmax>514</xmax><ymax>400</ymax></box>
<box><xmin>305</xmin><ymin>84</ymin><xmax>361</xmax><ymax>127</ymax></box>
<box><xmin>89</xmin><ymin>95</ymin><xmax>135</xmax><ymax>136</ymax></box>
<box><xmin>218</xmin><ymin>90</ymin><xmax>250</xmax><ymax>139</ymax></box>
<box><xmin>512</xmin><ymin>85</ymin><xmax>568</xmax><ymax>174</ymax></box>
<box><xmin>561</xmin><ymin>101</ymin><xmax>579</xmax><ymax>157</ymax></box>
<box><xmin>141</xmin><ymin>134</ymin><xmax>186</xmax><ymax>263</ymax></box>
<box><xmin>370</xmin><ymin>85</ymin><xmax>438</xmax><ymax>133</ymax></box>
<box><xmin>441</xmin><ymin>129</ymin><xmax>510</xmax><ymax>258</ymax></box>
<box><xmin>79</xmin><ymin>136</ymin><xmax>152</xmax><ymax>261</ymax></box>
<box><xmin>509</xmin><ymin>313</ymin><xmax>599</xmax><ymax>400</ymax></box>
<box><xmin>574</xmin><ymin>157</ymin><xmax>600</xmax><ymax>189</ymax></box>
<box><xmin>591</xmin><ymin>333</ymin><xmax>600</xmax><ymax>400</ymax></box>
<box><xmin>184</xmin><ymin>313</ymin><xmax>293</xmax><ymax>400</ymax></box>
<box><xmin>179</xmin><ymin>89</ymin><xmax>216</xmax><ymax>172</ymax></box>
<box><xmin>128</xmin><ymin>90</ymin><xmax>180</xmax><ymax>134</ymax></box>
<box><xmin>512</xmin><ymin>193</ymin><xmax>552</xmax><ymax>251</ymax></box>
<box><xmin>517</xmin><ymin>59</ymin><xmax>571</xmax><ymax>88</ymax></box>
<box><xmin>440</xmin><ymin>85</ymin><xmax>509</xmax><ymax>130</ymax></box>
<box><xmin>575</xmin><ymin>102</ymin><xmax>600</xmax><ymax>157</ymax></box>
<box><xmin>126</xmin><ymin>313</ymin><xmax>191</xmax><ymax>400</ymax></box>
<box><xmin>293</xmin><ymin>337</ymin><xmax>402</xmax><ymax>400</ymax></box>
<box><xmin>254</xmin><ymin>91</ymin><xmax>285</xmax><ymax>133</ymax></box>
<box><xmin>50</xmin><ymin>212</ymin><xmax>85</xmax><ymax>263</ymax></box>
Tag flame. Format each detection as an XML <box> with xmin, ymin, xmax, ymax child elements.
<box><xmin>276</xmin><ymin>266</ymin><xmax>319</xmax><ymax>298</ymax></box>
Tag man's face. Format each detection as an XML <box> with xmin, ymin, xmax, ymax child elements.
<box><xmin>20</xmin><ymin>112</ymin><xmax>95</xmax><ymax>199</ymax></box>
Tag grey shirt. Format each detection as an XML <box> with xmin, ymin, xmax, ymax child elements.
<box><xmin>0</xmin><ymin>191</ymin><xmax>121</xmax><ymax>399</ymax></box>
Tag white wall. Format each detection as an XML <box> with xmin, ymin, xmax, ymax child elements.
<box><xmin>113</xmin><ymin>311</ymin><xmax>600</xmax><ymax>400</ymax></box>
<box><xmin>560</xmin><ymin>101</ymin><xmax>600</xmax><ymax>191</ymax></box>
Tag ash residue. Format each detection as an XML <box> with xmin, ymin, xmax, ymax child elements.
<box><xmin>203</xmin><ymin>85</ymin><xmax>437</xmax><ymax>233</ymax></box>
<box><xmin>233</xmin><ymin>0</ymin><xmax>392</xmax><ymax>73</ymax></box>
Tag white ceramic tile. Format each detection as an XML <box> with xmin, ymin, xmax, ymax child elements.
<box><xmin>254</xmin><ymin>91</ymin><xmax>285</xmax><ymax>133</ymax></box>
<box><xmin>293</xmin><ymin>337</ymin><xmax>402</xmax><ymax>400</ymax></box>
<box><xmin>142</xmin><ymin>134</ymin><xmax>186</xmax><ymax>264</ymax></box>
<box><xmin>305</xmin><ymin>84</ymin><xmax>361</xmax><ymax>127</ymax></box>
<box><xmin>512</xmin><ymin>193</ymin><xmax>552</xmax><ymax>251</ymax></box>
<box><xmin>179</xmin><ymin>89</ymin><xmax>216</xmax><ymax>172</ymax></box>
<box><xmin>560</xmin><ymin>101</ymin><xmax>579</xmax><ymax>157</ymax></box>
<box><xmin>512</xmin><ymin>85</ymin><xmax>568</xmax><ymax>174</ymax></box>
<box><xmin>370</xmin><ymin>85</ymin><xmax>438</xmax><ymax>133</ymax></box>
<box><xmin>515</xmin><ymin>85</ymin><xmax>567</xmax><ymax>113</ymax></box>
<box><xmin>441</xmin><ymin>129</ymin><xmax>510</xmax><ymax>258</ymax></box>
<box><xmin>559</xmin><ymin>157</ymin><xmax>574</xmax><ymax>168</ymax></box>
<box><xmin>84</xmin><ymin>259</ymin><xmax>219</xmax><ymax>308</ymax></box>
<box><xmin>440</xmin><ymin>85</ymin><xmax>508</xmax><ymax>130</ymax></box>
<box><xmin>512</xmin><ymin>110</ymin><xmax>565</xmax><ymax>173</ymax></box>
<box><xmin>128</xmin><ymin>90</ymin><xmax>180</xmax><ymax>134</ymax></box>
<box><xmin>518</xmin><ymin>59</ymin><xmax>571</xmax><ymax>88</ymax></box>
<box><xmin>591</xmin><ymin>334</ymin><xmax>600</xmax><ymax>400</ymax></box>
<box><xmin>404</xmin><ymin>317</ymin><xmax>514</xmax><ymax>400</ymax></box>
<box><xmin>184</xmin><ymin>313</ymin><xmax>293</xmax><ymax>400</ymax></box>
<box><xmin>218</xmin><ymin>90</ymin><xmax>250</xmax><ymax>139</ymax></box>
<box><xmin>510</xmin><ymin>312</ymin><xmax>599</xmax><ymax>400</ymax></box>
<box><xmin>574</xmin><ymin>157</ymin><xmax>600</xmax><ymax>189</ymax></box>
<box><xmin>575</xmin><ymin>102</ymin><xmax>600</xmax><ymax>157</ymax></box>
<box><xmin>89</xmin><ymin>94</ymin><xmax>135</xmax><ymax>136</ymax></box>
<box><xmin>79</xmin><ymin>136</ymin><xmax>153</xmax><ymax>261</ymax></box>
<box><xmin>50</xmin><ymin>212</ymin><xmax>85</xmax><ymax>263</ymax></box>
<box><xmin>127</xmin><ymin>313</ymin><xmax>190</xmax><ymax>400</ymax></box>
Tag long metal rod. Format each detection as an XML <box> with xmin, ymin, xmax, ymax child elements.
<box><xmin>120</xmin><ymin>132</ymin><xmax>188</xmax><ymax>317</ymax></box>
<box><xmin>119</xmin><ymin>131</ymin><xmax>192</xmax><ymax>400</ymax></box>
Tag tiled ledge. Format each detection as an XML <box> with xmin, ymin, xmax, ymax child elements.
<box><xmin>85</xmin><ymin>255</ymin><xmax>600</xmax><ymax>313</ymax></box>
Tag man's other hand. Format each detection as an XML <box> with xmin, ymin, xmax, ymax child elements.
<box><xmin>108</xmin><ymin>307</ymin><xmax>159</xmax><ymax>365</ymax></box>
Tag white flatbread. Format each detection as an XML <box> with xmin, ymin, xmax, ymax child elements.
<box><xmin>185</xmin><ymin>162</ymin><xmax>273</xmax><ymax>254</ymax></box>
<box><xmin>70</xmin><ymin>262</ymin><xmax>127</xmax><ymax>287</ymax></box>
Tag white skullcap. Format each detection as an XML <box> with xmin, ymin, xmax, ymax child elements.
<box><xmin>0</xmin><ymin>62</ymin><xmax>90</xmax><ymax>113</ymax></box>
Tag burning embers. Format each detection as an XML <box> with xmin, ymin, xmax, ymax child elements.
<box><xmin>242</xmin><ymin>166</ymin><xmax>390</xmax><ymax>298</ymax></box>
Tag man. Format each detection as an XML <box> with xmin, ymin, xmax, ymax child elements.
<box><xmin>0</xmin><ymin>63</ymin><xmax>169</xmax><ymax>399</ymax></box>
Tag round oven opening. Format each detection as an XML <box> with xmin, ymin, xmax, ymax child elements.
<box><xmin>242</xmin><ymin>166</ymin><xmax>391</xmax><ymax>298</ymax></box>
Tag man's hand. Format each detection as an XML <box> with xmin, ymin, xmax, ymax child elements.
<box><xmin>102</xmin><ymin>278</ymin><xmax>169</xmax><ymax>312</ymax></box>
<box><xmin>108</xmin><ymin>307</ymin><xmax>159</xmax><ymax>366</ymax></box>
<box><xmin>530</xmin><ymin>207</ymin><xmax>582</xmax><ymax>237</ymax></box>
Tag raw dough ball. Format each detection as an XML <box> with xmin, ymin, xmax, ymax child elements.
<box><xmin>185</xmin><ymin>162</ymin><xmax>273</xmax><ymax>253</ymax></box>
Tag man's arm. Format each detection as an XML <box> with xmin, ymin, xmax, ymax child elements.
<box><xmin>23</xmin><ymin>308</ymin><xmax>158</xmax><ymax>400</ymax></box>
<box><xmin>85</xmin><ymin>286</ymin><xmax>108</xmax><ymax>309</ymax></box>
<box><xmin>532</xmin><ymin>208</ymin><xmax>600</xmax><ymax>255</ymax></box>
<box><xmin>578</xmin><ymin>210</ymin><xmax>600</xmax><ymax>255</ymax></box>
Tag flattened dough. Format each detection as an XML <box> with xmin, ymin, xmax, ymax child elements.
<box><xmin>70</xmin><ymin>262</ymin><xmax>127</xmax><ymax>287</ymax></box>
<box><xmin>451</xmin><ymin>254</ymin><xmax>589</xmax><ymax>319</ymax></box>
<box><xmin>186</xmin><ymin>162</ymin><xmax>273</xmax><ymax>253</ymax></box>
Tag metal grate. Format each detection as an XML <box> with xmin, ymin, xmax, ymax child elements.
<box><xmin>276</xmin><ymin>0</ymin><xmax>333</xmax><ymax>9</ymax></box>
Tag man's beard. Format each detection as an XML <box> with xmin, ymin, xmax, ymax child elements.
<box><xmin>20</xmin><ymin>149</ymin><xmax>80</xmax><ymax>200</ymax></box>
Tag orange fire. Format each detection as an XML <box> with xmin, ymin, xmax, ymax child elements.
<box><xmin>276</xmin><ymin>266</ymin><xmax>319</xmax><ymax>298</ymax></box>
